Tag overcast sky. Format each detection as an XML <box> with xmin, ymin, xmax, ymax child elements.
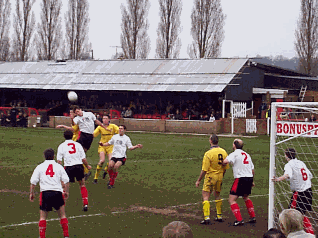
<box><xmin>29</xmin><ymin>0</ymin><xmax>301</xmax><ymax>60</ymax></box>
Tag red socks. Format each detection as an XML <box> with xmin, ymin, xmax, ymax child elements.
<box><xmin>39</xmin><ymin>220</ymin><xmax>46</xmax><ymax>238</ymax></box>
<box><xmin>109</xmin><ymin>171</ymin><xmax>118</xmax><ymax>186</ymax></box>
<box><xmin>81</xmin><ymin>186</ymin><xmax>88</xmax><ymax>206</ymax></box>
<box><xmin>303</xmin><ymin>216</ymin><xmax>314</xmax><ymax>234</ymax></box>
<box><xmin>245</xmin><ymin>199</ymin><xmax>255</xmax><ymax>218</ymax></box>
<box><xmin>60</xmin><ymin>218</ymin><xmax>69</xmax><ymax>237</ymax></box>
<box><xmin>230</xmin><ymin>203</ymin><xmax>242</xmax><ymax>221</ymax></box>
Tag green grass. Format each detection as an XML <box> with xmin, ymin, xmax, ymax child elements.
<box><xmin>0</xmin><ymin>127</ymin><xmax>271</xmax><ymax>237</ymax></box>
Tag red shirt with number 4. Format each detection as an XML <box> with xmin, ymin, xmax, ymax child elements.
<box><xmin>284</xmin><ymin>159</ymin><xmax>312</xmax><ymax>192</ymax></box>
<box><xmin>57</xmin><ymin>139</ymin><xmax>86</xmax><ymax>166</ymax></box>
<box><xmin>30</xmin><ymin>160</ymin><xmax>69</xmax><ymax>192</ymax></box>
<box><xmin>226</xmin><ymin>149</ymin><xmax>254</xmax><ymax>178</ymax></box>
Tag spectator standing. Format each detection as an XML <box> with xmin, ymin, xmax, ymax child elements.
<box><xmin>0</xmin><ymin>112</ymin><xmax>5</xmax><ymax>126</ymax></box>
<box><xmin>309</xmin><ymin>114</ymin><xmax>316</xmax><ymax>122</ymax></box>
<box><xmin>124</xmin><ymin>107</ymin><xmax>133</xmax><ymax>118</ymax></box>
<box><xmin>10</xmin><ymin>105</ymin><xmax>18</xmax><ymax>127</ymax></box>
<box><xmin>209</xmin><ymin>113</ymin><xmax>216</xmax><ymax>122</ymax></box>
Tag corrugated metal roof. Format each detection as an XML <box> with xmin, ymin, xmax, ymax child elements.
<box><xmin>0</xmin><ymin>58</ymin><xmax>248</xmax><ymax>92</ymax></box>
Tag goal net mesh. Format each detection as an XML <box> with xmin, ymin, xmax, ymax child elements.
<box><xmin>270</xmin><ymin>102</ymin><xmax>318</xmax><ymax>231</ymax></box>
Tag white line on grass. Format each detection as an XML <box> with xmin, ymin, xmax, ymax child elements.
<box><xmin>0</xmin><ymin>193</ymin><xmax>268</xmax><ymax>229</ymax></box>
<box><xmin>0</xmin><ymin>213</ymin><xmax>105</xmax><ymax>229</ymax></box>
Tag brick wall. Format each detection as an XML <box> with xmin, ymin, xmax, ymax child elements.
<box><xmin>48</xmin><ymin>116</ymin><xmax>268</xmax><ymax>135</ymax></box>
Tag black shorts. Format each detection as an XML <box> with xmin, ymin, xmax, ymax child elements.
<box><xmin>289</xmin><ymin>188</ymin><xmax>313</xmax><ymax>214</ymax></box>
<box><xmin>40</xmin><ymin>191</ymin><xmax>65</xmax><ymax>212</ymax></box>
<box><xmin>77</xmin><ymin>132</ymin><xmax>93</xmax><ymax>151</ymax></box>
<box><xmin>111</xmin><ymin>157</ymin><xmax>127</xmax><ymax>166</ymax></box>
<box><xmin>65</xmin><ymin>164</ymin><xmax>84</xmax><ymax>183</ymax></box>
<box><xmin>230</xmin><ymin>177</ymin><xmax>253</xmax><ymax>196</ymax></box>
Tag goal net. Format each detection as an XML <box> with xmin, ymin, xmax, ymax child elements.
<box><xmin>269</xmin><ymin>102</ymin><xmax>318</xmax><ymax>230</ymax></box>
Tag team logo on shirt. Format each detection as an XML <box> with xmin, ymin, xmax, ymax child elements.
<box><xmin>116</xmin><ymin>140</ymin><xmax>123</xmax><ymax>145</ymax></box>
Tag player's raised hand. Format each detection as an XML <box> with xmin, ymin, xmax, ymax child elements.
<box><xmin>56</xmin><ymin>125</ymin><xmax>64</xmax><ymax>128</ymax></box>
<box><xmin>137</xmin><ymin>144</ymin><xmax>143</xmax><ymax>149</ymax></box>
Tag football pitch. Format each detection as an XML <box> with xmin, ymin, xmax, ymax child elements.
<box><xmin>0</xmin><ymin>127</ymin><xmax>270</xmax><ymax>237</ymax></box>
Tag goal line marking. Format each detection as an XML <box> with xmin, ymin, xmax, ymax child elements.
<box><xmin>0</xmin><ymin>193</ymin><xmax>268</xmax><ymax>229</ymax></box>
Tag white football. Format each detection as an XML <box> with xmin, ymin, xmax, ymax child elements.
<box><xmin>67</xmin><ymin>91</ymin><xmax>78</xmax><ymax>102</ymax></box>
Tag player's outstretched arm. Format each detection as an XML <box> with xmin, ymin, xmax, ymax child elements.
<box><xmin>56</xmin><ymin>125</ymin><xmax>74</xmax><ymax>131</ymax></box>
<box><xmin>29</xmin><ymin>184</ymin><xmax>36</xmax><ymax>202</ymax></box>
<box><xmin>129</xmin><ymin>144</ymin><xmax>143</xmax><ymax>150</ymax></box>
<box><xmin>272</xmin><ymin>174</ymin><xmax>289</xmax><ymax>182</ymax></box>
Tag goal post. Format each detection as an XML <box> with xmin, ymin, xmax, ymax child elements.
<box><xmin>268</xmin><ymin>102</ymin><xmax>318</xmax><ymax>230</ymax></box>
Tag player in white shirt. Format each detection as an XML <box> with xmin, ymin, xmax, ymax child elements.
<box><xmin>72</xmin><ymin>105</ymin><xmax>108</xmax><ymax>152</ymax></box>
<box><xmin>57</xmin><ymin>130</ymin><xmax>92</xmax><ymax>212</ymax></box>
<box><xmin>99</xmin><ymin>125</ymin><xmax>143</xmax><ymax>189</ymax></box>
<box><xmin>272</xmin><ymin>148</ymin><xmax>314</xmax><ymax>235</ymax></box>
<box><xmin>223</xmin><ymin>139</ymin><xmax>256</xmax><ymax>226</ymax></box>
<box><xmin>29</xmin><ymin>148</ymin><xmax>70</xmax><ymax>238</ymax></box>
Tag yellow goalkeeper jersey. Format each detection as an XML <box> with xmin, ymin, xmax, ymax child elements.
<box><xmin>93</xmin><ymin>123</ymin><xmax>119</xmax><ymax>143</ymax></box>
<box><xmin>202</xmin><ymin>147</ymin><xmax>229</xmax><ymax>176</ymax></box>
<box><xmin>72</xmin><ymin>124</ymin><xmax>80</xmax><ymax>141</ymax></box>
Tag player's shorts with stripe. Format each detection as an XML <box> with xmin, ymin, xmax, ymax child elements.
<box><xmin>289</xmin><ymin>188</ymin><xmax>312</xmax><ymax>214</ymax></box>
<box><xmin>203</xmin><ymin>173</ymin><xmax>224</xmax><ymax>193</ymax></box>
<box><xmin>98</xmin><ymin>144</ymin><xmax>114</xmax><ymax>155</ymax></box>
<box><xmin>230</xmin><ymin>177</ymin><xmax>253</xmax><ymax>196</ymax></box>
<box><xmin>39</xmin><ymin>191</ymin><xmax>65</xmax><ymax>212</ymax></box>
<box><xmin>111</xmin><ymin>157</ymin><xmax>127</xmax><ymax>166</ymax></box>
<box><xmin>65</xmin><ymin>164</ymin><xmax>85</xmax><ymax>183</ymax></box>
<box><xmin>77</xmin><ymin>132</ymin><xmax>93</xmax><ymax>151</ymax></box>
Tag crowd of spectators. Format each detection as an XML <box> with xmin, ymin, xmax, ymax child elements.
<box><xmin>76</xmin><ymin>97</ymin><xmax>222</xmax><ymax>121</ymax></box>
<box><xmin>2</xmin><ymin>96</ymin><xmax>223</xmax><ymax>122</ymax></box>
<box><xmin>0</xmin><ymin>105</ymin><xmax>28</xmax><ymax>127</ymax></box>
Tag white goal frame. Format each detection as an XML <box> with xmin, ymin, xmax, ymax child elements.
<box><xmin>268</xmin><ymin>101</ymin><xmax>318</xmax><ymax>230</ymax></box>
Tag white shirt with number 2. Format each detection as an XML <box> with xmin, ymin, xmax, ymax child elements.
<box><xmin>108</xmin><ymin>134</ymin><xmax>133</xmax><ymax>158</ymax></box>
<box><xmin>57</xmin><ymin>139</ymin><xmax>86</xmax><ymax>166</ymax></box>
<box><xmin>73</xmin><ymin>111</ymin><xmax>96</xmax><ymax>134</ymax></box>
<box><xmin>30</xmin><ymin>160</ymin><xmax>69</xmax><ymax>192</ymax></box>
<box><xmin>284</xmin><ymin>158</ymin><xmax>312</xmax><ymax>192</ymax></box>
<box><xmin>226</xmin><ymin>149</ymin><xmax>254</xmax><ymax>178</ymax></box>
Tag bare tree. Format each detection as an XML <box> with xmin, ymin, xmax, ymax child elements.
<box><xmin>12</xmin><ymin>0</ymin><xmax>36</xmax><ymax>61</ymax></box>
<box><xmin>36</xmin><ymin>0</ymin><xmax>62</xmax><ymax>60</ymax></box>
<box><xmin>65</xmin><ymin>0</ymin><xmax>90</xmax><ymax>60</ymax></box>
<box><xmin>120</xmin><ymin>0</ymin><xmax>150</xmax><ymax>59</ymax></box>
<box><xmin>0</xmin><ymin>0</ymin><xmax>11</xmax><ymax>61</ymax></box>
<box><xmin>156</xmin><ymin>0</ymin><xmax>182</xmax><ymax>59</ymax></box>
<box><xmin>189</xmin><ymin>0</ymin><xmax>225</xmax><ymax>58</ymax></box>
<box><xmin>295</xmin><ymin>0</ymin><xmax>318</xmax><ymax>75</ymax></box>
